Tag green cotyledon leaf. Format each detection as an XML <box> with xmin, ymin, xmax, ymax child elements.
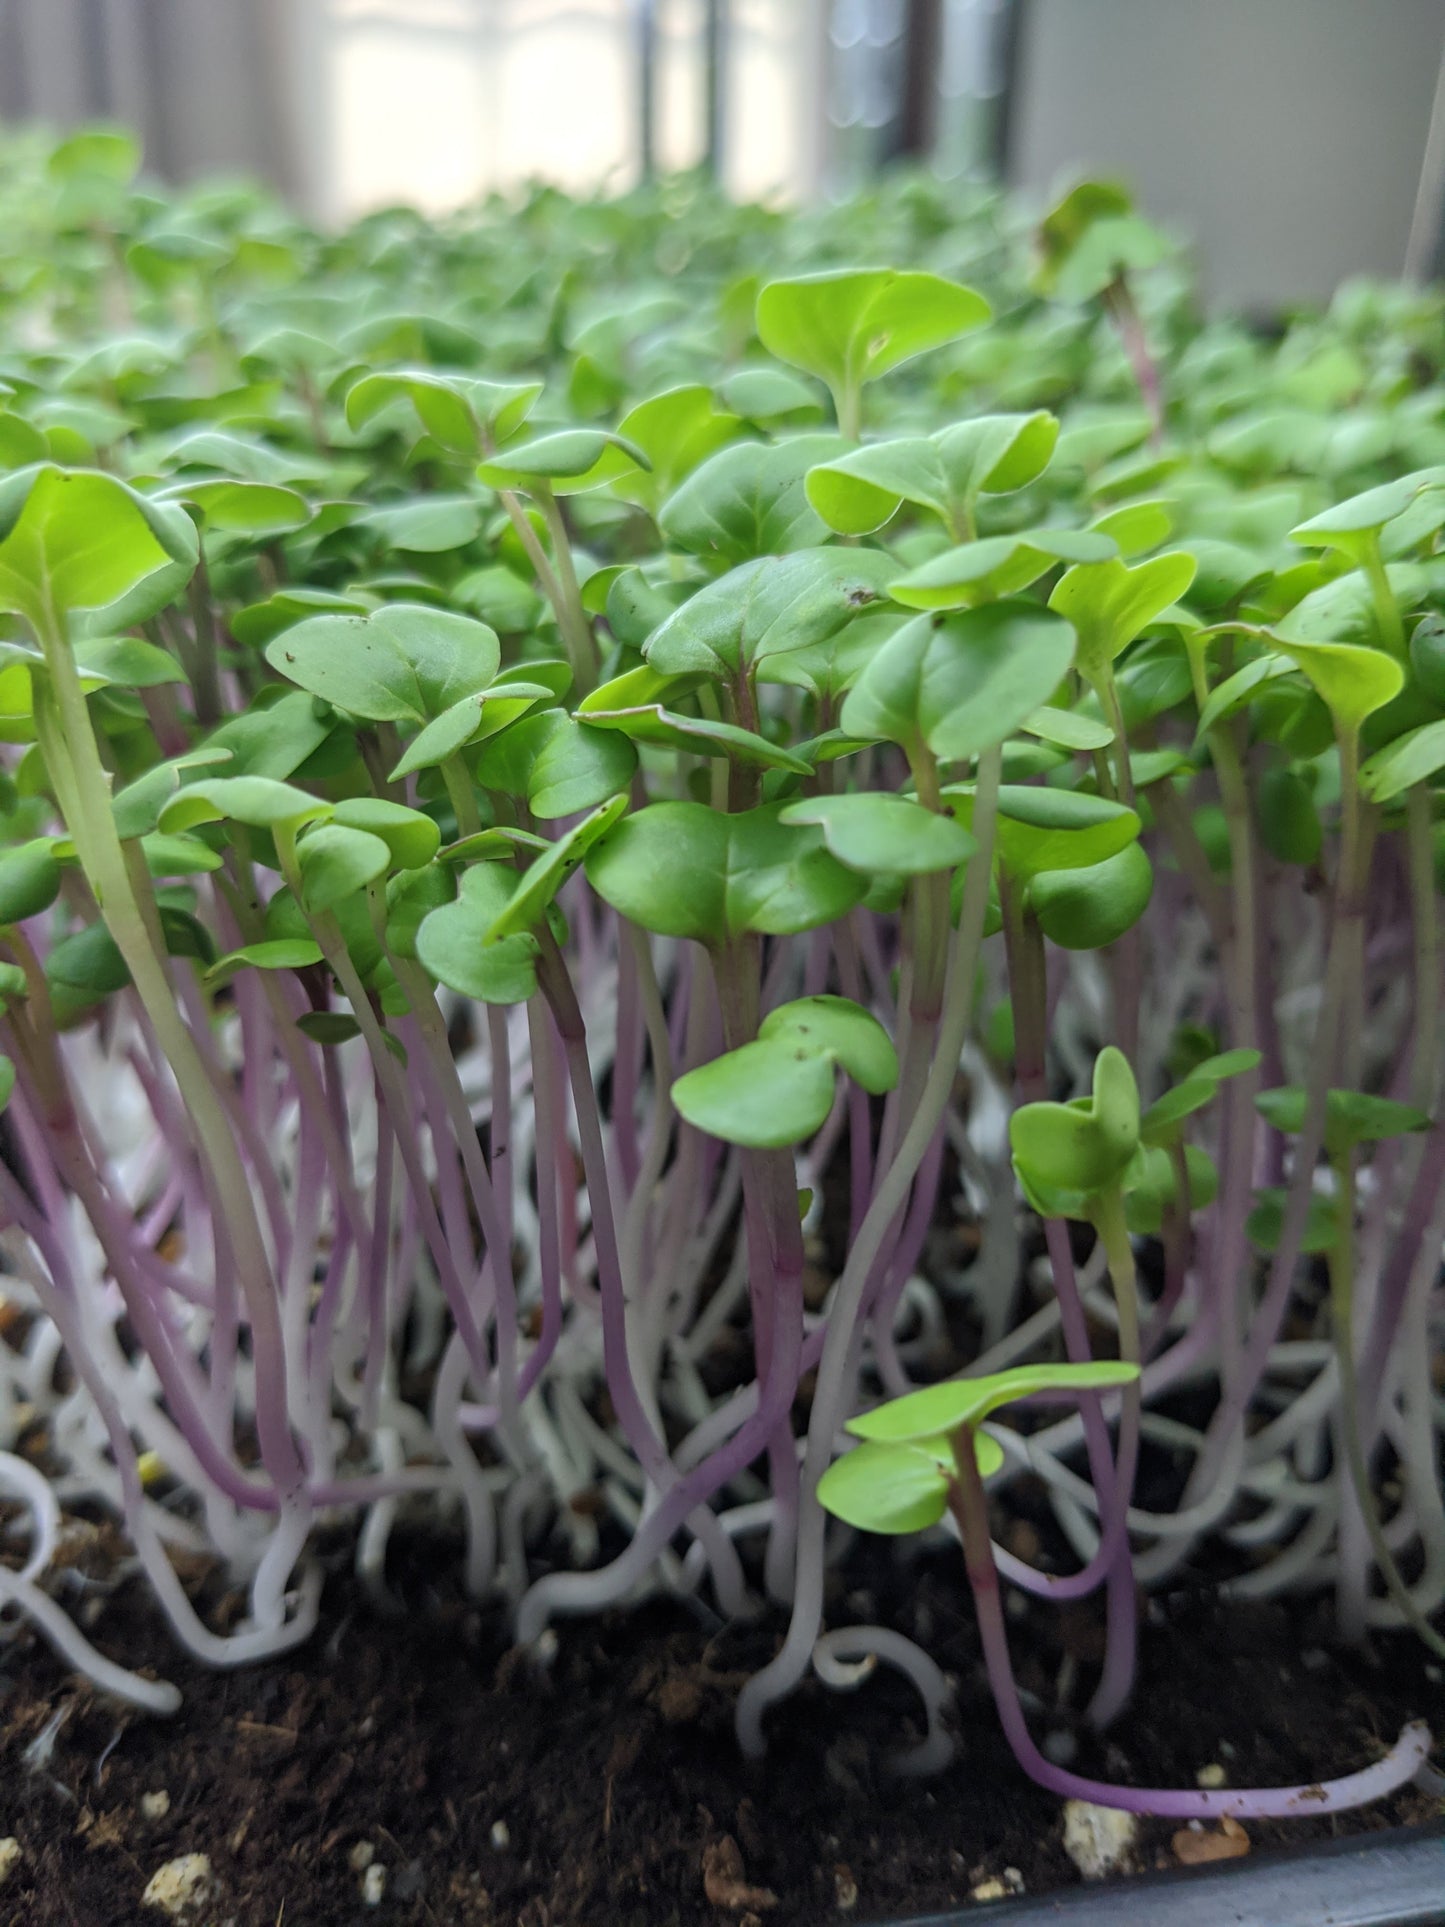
<box><xmin>945</xmin><ymin>784</ymin><xmax>1140</xmax><ymax>881</ymax></box>
<box><xmin>1027</xmin><ymin>841</ymin><xmax>1154</xmax><ymax>951</ymax></box>
<box><xmin>756</xmin><ymin>269</ymin><xmax>989</xmax><ymax>425</ymax></box>
<box><xmin>264</xmin><ymin>603</ymin><xmax>500</xmax><ymax>725</ymax></box>
<box><xmin>805</xmin><ymin>412</ymin><xmax>1058</xmax><ymax>536</ymax></box>
<box><xmin>658</xmin><ymin>434</ymin><xmax>847</xmax><ymax>566</ymax></box>
<box><xmin>816</xmin><ymin>1431</ymin><xmax>1006</xmax><ymax>1535</ymax></box>
<box><xmin>1010</xmin><ymin>1045</ymin><xmax>1140</xmax><ymax>1197</ymax></box>
<box><xmin>846</xmin><ymin>1360</ymin><xmax>1140</xmax><ymax>1445</ymax></box>
<box><xmin>584</xmin><ymin>801</ymin><xmax>865</xmax><ymax>946</ymax></box>
<box><xmin>415</xmin><ymin>862</ymin><xmax>543</xmax><ymax>1005</ymax></box>
<box><xmin>0</xmin><ymin>465</ymin><xmax>197</xmax><ymax>630</ymax></box>
<box><xmin>778</xmin><ymin>793</ymin><xmax>975</xmax><ymax>876</ymax></box>
<box><xmin>1047</xmin><ymin>551</ymin><xmax>1198</xmax><ymax>692</ymax></box>
<box><xmin>840</xmin><ymin>602</ymin><xmax>1076</xmax><ymax>763</ymax></box>
<box><xmin>671</xmin><ymin>996</ymin><xmax>898</xmax><ymax>1148</ymax></box>
<box><xmin>644</xmin><ymin>547</ymin><xmax>895</xmax><ymax>680</ymax></box>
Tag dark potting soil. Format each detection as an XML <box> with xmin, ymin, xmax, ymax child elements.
<box><xmin>0</xmin><ymin>1518</ymin><xmax>1439</xmax><ymax>1927</ymax></box>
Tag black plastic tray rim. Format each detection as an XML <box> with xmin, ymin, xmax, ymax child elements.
<box><xmin>869</xmin><ymin>1819</ymin><xmax>1445</xmax><ymax>1927</ymax></box>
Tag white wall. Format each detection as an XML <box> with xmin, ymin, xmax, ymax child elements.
<box><xmin>1008</xmin><ymin>0</ymin><xmax>1444</xmax><ymax>305</ymax></box>
<box><xmin>276</xmin><ymin>0</ymin><xmax>828</xmax><ymax>225</ymax></box>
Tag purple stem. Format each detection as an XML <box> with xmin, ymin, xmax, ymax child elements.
<box><xmin>535</xmin><ymin>929</ymin><xmax>751</xmax><ymax>1602</ymax></box>
<box><xmin>364</xmin><ymin>1031</ymin><xmax>495</xmax><ymax>1387</ymax></box>
<box><xmin>611</xmin><ymin>922</ymin><xmax>644</xmax><ymax>1193</ymax></box>
<box><xmin>870</xmin><ymin>1119</ymin><xmax>948</xmax><ymax>1396</ymax></box>
<box><xmin>517</xmin><ymin>1001</ymin><xmax>565</xmax><ymax>1403</ymax></box>
<box><xmin>9</xmin><ymin>1079</ymin><xmax>273</xmax><ymax>1510</ymax></box>
<box><xmin>489</xmin><ymin>1006</ymin><xmax>514</xmax><ymax>1260</ymax></box>
<box><xmin>803</xmin><ymin>924</ymin><xmax>830</xmax><ymax>996</ymax></box>
<box><xmin>1185</xmin><ymin>935</ymin><xmax>1349</xmax><ymax>1502</ymax></box>
<box><xmin>1043</xmin><ymin>1204</ymin><xmax>1140</xmax><ymax>1729</ymax></box>
<box><xmin>1001</xmin><ymin>882</ymin><xmax>1137</xmax><ymax>1722</ymax></box>
<box><xmin>177</xmin><ymin>970</ymin><xmax>293</xmax><ymax>1264</ymax></box>
<box><xmin>832</xmin><ymin>912</ymin><xmax>877</xmax><ymax>1245</ymax></box>
<box><xmin>414</xmin><ymin>1042</ymin><xmax>478</xmax><ymax>1282</ymax></box>
<box><xmin>1359</xmin><ymin>1121</ymin><xmax>1445</xmax><ymax>1426</ymax></box>
<box><xmin>358</xmin><ymin>1081</ymin><xmax>395</xmax><ymax>1428</ymax></box>
<box><xmin>401</xmin><ymin>1000</ymin><xmax>524</xmax><ymax>1436</ymax></box>
<box><xmin>1103</xmin><ymin>275</ymin><xmax>1164</xmax><ymax>447</ymax></box>
<box><xmin>539</xmin><ymin>938</ymin><xmax>671</xmax><ymax>1481</ymax></box>
<box><xmin>517</xmin><ymin>1246</ymin><xmax>802</xmax><ymax>1642</ymax></box>
<box><xmin>1140</xmin><ymin>1200</ymin><xmax>1192</xmax><ymax>1360</ymax></box>
<box><xmin>951</xmin><ymin>1439</ymin><xmax>1432</xmax><ymax>1816</ymax></box>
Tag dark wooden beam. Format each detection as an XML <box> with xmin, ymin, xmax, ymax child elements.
<box><xmin>890</xmin><ymin>0</ymin><xmax>944</xmax><ymax>163</ymax></box>
<box><xmin>704</xmin><ymin>0</ymin><xmax>727</xmax><ymax>178</ymax></box>
<box><xmin>636</xmin><ymin>0</ymin><xmax>658</xmax><ymax>181</ymax></box>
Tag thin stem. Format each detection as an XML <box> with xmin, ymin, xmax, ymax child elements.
<box><xmin>1098</xmin><ymin>671</ymin><xmax>1135</xmax><ymax>810</ymax></box>
<box><xmin>1150</xmin><ymin>780</ymin><xmax>1229</xmax><ymax>946</ymax></box>
<box><xmin>1406</xmin><ymin>784</ymin><xmax>1439</xmax><ymax>1109</ymax></box>
<box><xmin>835</xmin><ymin>378</ymin><xmax>862</xmax><ymax>443</ymax></box>
<box><xmin>713</xmin><ymin>934</ymin><xmax>807</xmax><ymax>1596</ymax></box>
<box><xmin>1329</xmin><ymin>1148</ymin><xmax>1445</xmax><ymax>1658</ymax></box>
<box><xmin>534</xmin><ymin>926</ymin><xmax>670</xmax><ymax>1480</ymax></box>
<box><xmin>498</xmin><ymin>486</ymin><xmax>565</xmax><ymax>609</ymax></box>
<box><xmin>1087</xmin><ymin>1183</ymin><xmax>1143</xmax><ymax>1723</ymax></box>
<box><xmin>441</xmin><ymin>754</ymin><xmax>483</xmax><ymax>840</ymax></box>
<box><xmin>1000</xmin><ymin>869</ymin><xmax>1138</xmax><ymax>1719</ymax></box>
<box><xmin>1360</xmin><ymin>1121</ymin><xmax>1445</xmax><ymax>1426</ymax></box>
<box><xmin>535</xmin><ymin>483</ymin><xmax>600</xmax><ymax>691</ymax></box>
<box><xmin>1362</xmin><ymin>536</ymin><xmax>1406</xmax><ymax>657</ymax></box>
<box><xmin>1179</xmin><ymin>824</ymin><xmax>1356</xmax><ymax>1515</ymax></box>
<box><xmin>1102</xmin><ymin>274</ymin><xmax>1164</xmax><ymax>448</ymax></box>
<box><xmin>186</xmin><ymin>546</ymin><xmax>224</xmax><ymax>725</ymax></box>
<box><xmin>947</xmin><ymin>1434</ymin><xmax>1431</xmax><ymax>1816</ymax></box>
<box><xmin>1210</xmin><ymin>720</ymin><xmax>1260</xmax><ymax>1057</ymax></box>
<box><xmin>527</xmin><ymin>924</ymin><xmax>745</xmax><ymax>1610</ymax></box>
<box><xmin>30</xmin><ymin>610</ymin><xmax>305</xmax><ymax>1499</ymax></box>
<box><xmin>392</xmin><ymin>954</ymin><xmax>522</xmax><ymax>1438</ymax></box>
<box><xmin>737</xmin><ymin>743</ymin><xmax>1004</xmax><ymax>1756</ymax></box>
<box><xmin>269</xmin><ymin>837</ymin><xmax>493</xmax><ymax>1391</ymax></box>
<box><xmin>1206</xmin><ymin>715</ymin><xmax>1263</xmax><ymax>1380</ymax></box>
<box><xmin>1335</xmin><ymin>730</ymin><xmax>1374</xmax><ymax>1092</ymax></box>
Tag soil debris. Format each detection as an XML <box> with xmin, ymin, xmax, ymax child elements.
<box><xmin>141</xmin><ymin>1851</ymin><xmax>217</xmax><ymax>1919</ymax></box>
<box><xmin>702</xmin><ymin>1835</ymin><xmax>778</xmax><ymax>1912</ymax></box>
<box><xmin>0</xmin><ymin>1550</ymin><xmax>1431</xmax><ymax>1926</ymax></box>
<box><xmin>1171</xmin><ymin>1816</ymin><xmax>1251</xmax><ymax>1865</ymax></box>
<box><xmin>1062</xmin><ymin>1801</ymin><xmax>1137</xmax><ymax>1879</ymax></box>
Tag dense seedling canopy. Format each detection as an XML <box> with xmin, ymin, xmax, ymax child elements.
<box><xmin>0</xmin><ymin>130</ymin><xmax>1441</xmax><ymax>1811</ymax></box>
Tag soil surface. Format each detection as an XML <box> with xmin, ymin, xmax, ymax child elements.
<box><xmin>0</xmin><ymin>1519</ymin><xmax>1439</xmax><ymax>1926</ymax></box>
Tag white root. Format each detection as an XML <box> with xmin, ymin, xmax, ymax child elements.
<box><xmin>813</xmin><ymin>1625</ymin><xmax>956</xmax><ymax>1775</ymax></box>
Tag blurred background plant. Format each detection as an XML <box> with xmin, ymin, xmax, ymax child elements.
<box><xmin>1</xmin><ymin>1</ymin><xmax>1443</xmax><ymax>300</ymax></box>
